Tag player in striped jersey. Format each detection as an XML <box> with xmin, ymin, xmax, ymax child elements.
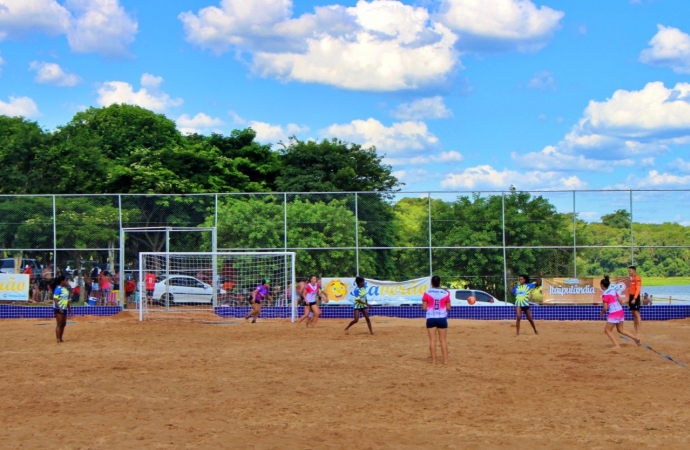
<box><xmin>345</xmin><ymin>277</ymin><xmax>373</xmax><ymax>335</ymax></box>
<box><xmin>421</xmin><ymin>276</ymin><xmax>451</xmax><ymax>365</ymax></box>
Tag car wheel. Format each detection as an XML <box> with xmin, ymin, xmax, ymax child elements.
<box><xmin>157</xmin><ymin>293</ymin><xmax>174</xmax><ymax>306</ymax></box>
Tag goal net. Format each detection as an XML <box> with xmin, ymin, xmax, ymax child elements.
<box><xmin>138</xmin><ymin>252</ymin><xmax>296</xmax><ymax>322</ymax></box>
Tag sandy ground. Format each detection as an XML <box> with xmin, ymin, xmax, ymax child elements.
<box><xmin>1</xmin><ymin>314</ymin><xmax>689</xmax><ymax>450</ymax></box>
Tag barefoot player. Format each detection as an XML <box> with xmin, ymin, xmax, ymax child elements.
<box><xmin>345</xmin><ymin>277</ymin><xmax>373</xmax><ymax>335</ymax></box>
<box><xmin>601</xmin><ymin>275</ymin><xmax>640</xmax><ymax>348</ymax></box>
<box><xmin>245</xmin><ymin>279</ymin><xmax>273</xmax><ymax>323</ymax></box>
<box><xmin>511</xmin><ymin>272</ymin><xmax>543</xmax><ymax>336</ymax></box>
<box><xmin>421</xmin><ymin>275</ymin><xmax>451</xmax><ymax>365</ymax></box>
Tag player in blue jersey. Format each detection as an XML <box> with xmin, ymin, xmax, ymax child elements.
<box><xmin>345</xmin><ymin>277</ymin><xmax>373</xmax><ymax>335</ymax></box>
<box><xmin>51</xmin><ymin>275</ymin><xmax>71</xmax><ymax>343</ymax></box>
<box><xmin>511</xmin><ymin>271</ymin><xmax>543</xmax><ymax>336</ymax></box>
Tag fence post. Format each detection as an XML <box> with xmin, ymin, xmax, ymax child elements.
<box><xmin>502</xmin><ymin>192</ymin><xmax>508</xmax><ymax>304</ymax></box>
<box><xmin>118</xmin><ymin>194</ymin><xmax>125</xmax><ymax>307</ymax></box>
<box><xmin>355</xmin><ymin>193</ymin><xmax>359</xmax><ymax>276</ymax></box>
<box><xmin>428</xmin><ymin>193</ymin><xmax>433</xmax><ymax>277</ymax></box>
<box><xmin>573</xmin><ymin>191</ymin><xmax>577</xmax><ymax>277</ymax></box>
<box><xmin>52</xmin><ymin>195</ymin><xmax>57</xmax><ymax>277</ymax></box>
<box><xmin>630</xmin><ymin>190</ymin><xmax>634</xmax><ymax>264</ymax></box>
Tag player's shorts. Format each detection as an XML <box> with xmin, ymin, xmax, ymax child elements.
<box><xmin>426</xmin><ymin>318</ymin><xmax>448</xmax><ymax>329</ymax></box>
<box><xmin>628</xmin><ymin>295</ymin><xmax>641</xmax><ymax>311</ymax></box>
<box><xmin>53</xmin><ymin>307</ymin><xmax>67</xmax><ymax>315</ymax></box>
<box><xmin>146</xmin><ymin>290</ymin><xmax>154</xmax><ymax>297</ymax></box>
<box><xmin>515</xmin><ymin>304</ymin><xmax>530</xmax><ymax>311</ymax></box>
<box><xmin>307</xmin><ymin>301</ymin><xmax>317</xmax><ymax>307</ymax></box>
<box><xmin>607</xmin><ymin>316</ymin><xmax>625</xmax><ymax>324</ymax></box>
<box><xmin>353</xmin><ymin>306</ymin><xmax>368</xmax><ymax>312</ymax></box>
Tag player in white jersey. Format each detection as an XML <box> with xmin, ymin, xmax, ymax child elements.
<box><xmin>421</xmin><ymin>275</ymin><xmax>451</xmax><ymax>365</ymax></box>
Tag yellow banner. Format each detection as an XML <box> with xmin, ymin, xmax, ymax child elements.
<box><xmin>542</xmin><ymin>277</ymin><xmax>629</xmax><ymax>304</ymax></box>
<box><xmin>0</xmin><ymin>274</ymin><xmax>30</xmax><ymax>301</ymax></box>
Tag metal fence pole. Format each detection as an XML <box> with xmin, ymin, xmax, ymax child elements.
<box><xmin>502</xmin><ymin>193</ymin><xmax>508</xmax><ymax>303</ymax></box>
<box><xmin>52</xmin><ymin>195</ymin><xmax>57</xmax><ymax>277</ymax></box>
<box><xmin>573</xmin><ymin>191</ymin><xmax>577</xmax><ymax>277</ymax></box>
<box><xmin>118</xmin><ymin>194</ymin><xmax>125</xmax><ymax>307</ymax></box>
<box><xmin>355</xmin><ymin>193</ymin><xmax>359</xmax><ymax>276</ymax></box>
<box><xmin>428</xmin><ymin>193</ymin><xmax>433</xmax><ymax>277</ymax></box>
<box><xmin>630</xmin><ymin>190</ymin><xmax>634</xmax><ymax>265</ymax></box>
<box><xmin>214</xmin><ymin>193</ymin><xmax>219</xmax><ymax>229</ymax></box>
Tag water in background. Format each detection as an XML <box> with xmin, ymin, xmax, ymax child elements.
<box><xmin>643</xmin><ymin>285</ymin><xmax>690</xmax><ymax>304</ymax></box>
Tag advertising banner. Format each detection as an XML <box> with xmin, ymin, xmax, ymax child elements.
<box><xmin>542</xmin><ymin>277</ymin><xmax>629</xmax><ymax>304</ymax></box>
<box><xmin>0</xmin><ymin>274</ymin><xmax>30</xmax><ymax>301</ymax></box>
<box><xmin>321</xmin><ymin>277</ymin><xmax>431</xmax><ymax>306</ymax></box>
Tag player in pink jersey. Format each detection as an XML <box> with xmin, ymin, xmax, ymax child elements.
<box><xmin>295</xmin><ymin>275</ymin><xmax>322</xmax><ymax>328</ymax></box>
<box><xmin>600</xmin><ymin>275</ymin><xmax>640</xmax><ymax>348</ymax></box>
<box><xmin>421</xmin><ymin>275</ymin><xmax>451</xmax><ymax>365</ymax></box>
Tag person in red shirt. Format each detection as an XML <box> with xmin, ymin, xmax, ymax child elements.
<box><xmin>628</xmin><ymin>265</ymin><xmax>642</xmax><ymax>336</ymax></box>
<box><xmin>22</xmin><ymin>264</ymin><xmax>34</xmax><ymax>277</ymax></box>
<box><xmin>124</xmin><ymin>278</ymin><xmax>137</xmax><ymax>307</ymax></box>
<box><xmin>145</xmin><ymin>272</ymin><xmax>156</xmax><ymax>304</ymax></box>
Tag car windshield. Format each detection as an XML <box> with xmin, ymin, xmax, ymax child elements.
<box><xmin>0</xmin><ymin>259</ymin><xmax>15</xmax><ymax>269</ymax></box>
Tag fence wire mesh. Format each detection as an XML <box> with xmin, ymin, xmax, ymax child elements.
<box><xmin>1</xmin><ymin>190</ymin><xmax>690</xmax><ymax>302</ymax></box>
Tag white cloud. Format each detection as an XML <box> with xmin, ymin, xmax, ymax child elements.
<box><xmin>435</xmin><ymin>0</ymin><xmax>564</xmax><ymax>52</ymax></box>
<box><xmin>625</xmin><ymin>170</ymin><xmax>690</xmax><ymax>188</ymax></box>
<box><xmin>176</xmin><ymin>113</ymin><xmax>225</xmax><ymax>135</ymax></box>
<box><xmin>0</xmin><ymin>52</ymin><xmax>4</xmax><ymax>73</ymax></box>
<box><xmin>515</xmin><ymin>81</ymin><xmax>690</xmax><ymax>173</ymax></box>
<box><xmin>322</xmin><ymin>118</ymin><xmax>439</xmax><ymax>156</ymax></box>
<box><xmin>0</xmin><ymin>0</ymin><xmax>71</xmax><ymax>39</ymax></box>
<box><xmin>249</xmin><ymin>121</ymin><xmax>309</xmax><ymax>144</ymax></box>
<box><xmin>441</xmin><ymin>164</ymin><xmax>587</xmax><ymax>190</ymax></box>
<box><xmin>391</xmin><ymin>96</ymin><xmax>452</xmax><ymax>120</ymax></box>
<box><xmin>0</xmin><ymin>0</ymin><xmax>137</xmax><ymax>56</ymax></box>
<box><xmin>669</xmin><ymin>158</ymin><xmax>690</xmax><ymax>173</ymax></box>
<box><xmin>640</xmin><ymin>24</ymin><xmax>690</xmax><ymax>74</ymax></box>
<box><xmin>388</xmin><ymin>150</ymin><xmax>463</xmax><ymax>166</ymax></box>
<box><xmin>512</xmin><ymin>146</ymin><xmax>634</xmax><ymax>172</ymax></box>
<box><xmin>140</xmin><ymin>73</ymin><xmax>164</xmax><ymax>89</ymax></box>
<box><xmin>29</xmin><ymin>61</ymin><xmax>80</xmax><ymax>86</ymax></box>
<box><xmin>0</xmin><ymin>96</ymin><xmax>40</xmax><ymax>118</ymax></box>
<box><xmin>526</xmin><ymin>70</ymin><xmax>555</xmax><ymax>90</ymax></box>
<box><xmin>180</xmin><ymin>0</ymin><xmax>563</xmax><ymax>91</ymax></box>
<box><xmin>97</xmin><ymin>74</ymin><xmax>183</xmax><ymax>112</ymax></box>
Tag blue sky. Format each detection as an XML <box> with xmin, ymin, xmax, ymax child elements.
<box><xmin>1</xmin><ymin>0</ymin><xmax>690</xmax><ymax>201</ymax></box>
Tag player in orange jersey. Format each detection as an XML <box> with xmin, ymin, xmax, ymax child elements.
<box><xmin>627</xmin><ymin>265</ymin><xmax>642</xmax><ymax>336</ymax></box>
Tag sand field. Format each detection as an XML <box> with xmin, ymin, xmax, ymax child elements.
<box><xmin>1</xmin><ymin>314</ymin><xmax>690</xmax><ymax>449</ymax></box>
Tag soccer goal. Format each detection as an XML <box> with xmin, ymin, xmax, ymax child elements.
<box><xmin>138</xmin><ymin>252</ymin><xmax>297</xmax><ymax>322</ymax></box>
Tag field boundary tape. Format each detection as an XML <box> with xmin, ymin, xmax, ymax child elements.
<box><xmin>621</xmin><ymin>336</ymin><xmax>688</xmax><ymax>369</ymax></box>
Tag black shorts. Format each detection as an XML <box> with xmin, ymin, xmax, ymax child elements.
<box><xmin>516</xmin><ymin>305</ymin><xmax>530</xmax><ymax>312</ymax></box>
<box><xmin>628</xmin><ymin>295</ymin><xmax>641</xmax><ymax>311</ymax></box>
<box><xmin>307</xmin><ymin>301</ymin><xmax>317</xmax><ymax>307</ymax></box>
<box><xmin>426</xmin><ymin>318</ymin><xmax>448</xmax><ymax>329</ymax></box>
<box><xmin>54</xmin><ymin>308</ymin><xmax>67</xmax><ymax>315</ymax></box>
<box><xmin>146</xmin><ymin>290</ymin><xmax>154</xmax><ymax>297</ymax></box>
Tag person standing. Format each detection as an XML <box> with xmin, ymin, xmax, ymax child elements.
<box><xmin>145</xmin><ymin>272</ymin><xmax>156</xmax><ymax>305</ymax></box>
<box><xmin>52</xmin><ymin>275</ymin><xmax>70</xmax><ymax>343</ymax></box>
<box><xmin>295</xmin><ymin>275</ymin><xmax>322</xmax><ymax>328</ymax></box>
<box><xmin>421</xmin><ymin>275</ymin><xmax>451</xmax><ymax>365</ymax></box>
<box><xmin>511</xmin><ymin>271</ymin><xmax>543</xmax><ymax>336</ymax></box>
<box><xmin>628</xmin><ymin>265</ymin><xmax>642</xmax><ymax>336</ymax></box>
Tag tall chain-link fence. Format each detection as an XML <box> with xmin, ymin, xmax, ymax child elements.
<box><xmin>1</xmin><ymin>190</ymin><xmax>689</xmax><ymax>301</ymax></box>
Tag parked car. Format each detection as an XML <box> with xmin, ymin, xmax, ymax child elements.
<box><xmin>449</xmin><ymin>289</ymin><xmax>507</xmax><ymax>306</ymax></box>
<box><xmin>152</xmin><ymin>275</ymin><xmax>213</xmax><ymax>305</ymax></box>
<box><xmin>0</xmin><ymin>258</ymin><xmax>42</xmax><ymax>275</ymax></box>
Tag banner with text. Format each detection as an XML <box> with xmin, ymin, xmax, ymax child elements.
<box><xmin>321</xmin><ymin>277</ymin><xmax>431</xmax><ymax>306</ymax></box>
<box><xmin>0</xmin><ymin>274</ymin><xmax>30</xmax><ymax>301</ymax></box>
<box><xmin>542</xmin><ymin>277</ymin><xmax>629</xmax><ymax>304</ymax></box>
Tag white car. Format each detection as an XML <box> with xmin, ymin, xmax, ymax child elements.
<box><xmin>152</xmin><ymin>275</ymin><xmax>213</xmax><ymax>305</ymax></box>
<box><xmin>448</xmin><ymin>289</ymin><xmax>507</xmax><ymax>306</ymax></box>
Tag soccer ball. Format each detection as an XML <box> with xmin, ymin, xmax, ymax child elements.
<box><xmin>467</xmin><ymin>296</ymin><xmax>476</xmax><ymax>305</ymax></box>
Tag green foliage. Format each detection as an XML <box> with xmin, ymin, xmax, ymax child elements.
<box><xmin>0</xmin><ymin>117</ymin><xmax>49</xmax><ymax>194</ymax></box>
<box><xmin>207</xmin><ymin>196</ymin><xmax>375</xmax><ymax>277</ymax></box>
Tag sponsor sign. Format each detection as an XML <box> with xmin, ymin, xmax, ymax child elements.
<box><xmin>0</xmin><ymin>274</ymin><xmax>30</xmax><ymax>301</ymax></box>
<box><xmin>542</xmin><ymin>277</ymin><xmax>629</xmax><ymax>304</ymax></box>
<box><xmin>321</xmin><ymin>277</ymin><xmax>431</xmax><ymax>306</ymax></box>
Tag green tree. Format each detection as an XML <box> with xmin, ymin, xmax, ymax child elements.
<box><xmin>0</xmin><ymin>116</ymin><xmax>49</xmax><ymax>194</ymax></box>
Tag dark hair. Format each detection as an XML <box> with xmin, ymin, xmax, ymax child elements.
<box><xmin>431</xmin><ymin>275</ymin><xmax>441</xmax><ymax>288</ymax></box>
<box><xmin>355</xmin><ymin>276</ymin><xmax>365</xmax><ymax>285</ymax></box>
<box><xmin>628</xmin><ymin>265</ymin><xmax>636</xmax><ymax>270</ymax></box>
<box><xmin>50</xmin><ymin>275</ymin><xmax>66</xmax><ymax>291</ymax></box>
<box><xmin>600</xmin><ymin>275</ymin><xmax>610</xmax><ymax>288</ymax></box>
<box><xmin>519</xmin><ymin>274</ymin><xmax>530</xmax><ymax>283</ymax></box>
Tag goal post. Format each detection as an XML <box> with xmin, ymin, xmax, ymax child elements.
<box><xmin>138</xmin><ymin>252</ymin><xmax>297</xmax><ymax>322</ymax></box>
<box><xmin>120</xmin><ymin>227</ymin><xmax>217</xmax><ymax>307</ymax></box>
